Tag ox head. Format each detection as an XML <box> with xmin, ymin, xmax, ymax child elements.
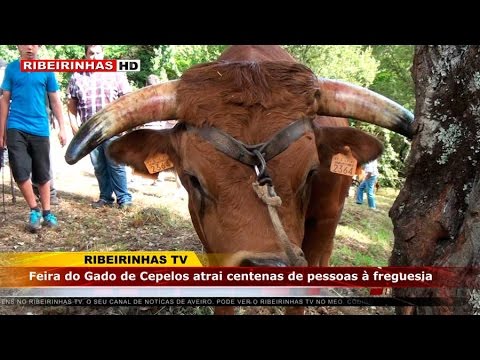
<box><xmin>65</xmin><ymin>57</ymin><xmax>413</xmax><ymax>267</ymax></box>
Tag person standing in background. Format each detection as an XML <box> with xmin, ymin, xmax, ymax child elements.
<box><xmin>0</xmin><ymin>45</ymin><xmax>67</xmax><ymax>232</ymax></box>
<box><xmin>356</xmin><ymin>158</ymin><xmax>380</xmax><ymax>211</ymax></box>
<box><xmin>67</xmin><ymin>45</ymin><xmax>133</xmax><ymax>209</ymax></box>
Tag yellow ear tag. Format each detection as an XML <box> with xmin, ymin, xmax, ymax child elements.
<box><xmin>330</xmin><ymin>152</ymin><xmax>357</xmax><ymax>177</ymax></box>
<box><xmin>144</xmin><ymin>153</ymin><xmax>174</xmax><ymax>174</ymax></box>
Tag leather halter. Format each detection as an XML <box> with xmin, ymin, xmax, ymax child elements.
<box><xmin>185</xmin><ymin>118</ymin><xmax>313</xmax><ymax>182</ymax></box>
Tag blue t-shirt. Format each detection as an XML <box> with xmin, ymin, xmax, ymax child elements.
<box><xmin>1</xmin><ymin>59</ymin><xmax>59</xmax><ymax>137</ymax></box>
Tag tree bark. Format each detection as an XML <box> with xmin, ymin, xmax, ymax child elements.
<box><xmin>390</xmin><ymin>46</ymin><xmax>480</xmax><ymax>315</ymax></box>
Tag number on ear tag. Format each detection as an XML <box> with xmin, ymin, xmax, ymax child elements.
<box><xmin>330</xmin><ymin>153</ymin><xmax>357</xmax><ymax>177</ymax></box>
<box><xmin>144</xmin><ymin>153</ymin><xmax>174</xmax><ymax>174</ymax></box>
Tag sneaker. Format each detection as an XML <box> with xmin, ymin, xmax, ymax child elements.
<box><xmin>118</xmin><ymin>202</ymin><xmax>133</xmax><ymax>209</ymax></box>
<box><xmin>26</xmin><ymin>210</ymin><xmax>42</xmax><ymax>233</ymax></box>
<box><xmin>91</xmin><ymin>199</ymin><xmax>114</xmax><ymax>209</ymax></box>
<box><xmin>43</xmin><ymin>213</ymin><xmax>58</xmax><ymax>228</ymax></box>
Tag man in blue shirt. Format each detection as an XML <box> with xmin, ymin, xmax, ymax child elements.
<box><xmin>0</xmin><ymin>45</ymin><xmax>67</xmax><ymax>232</ymax></box>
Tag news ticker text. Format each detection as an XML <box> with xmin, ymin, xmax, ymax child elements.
<box><xmin>0</xmin><ymin>297</ymin><xmax>467</xmax><ymax>307</ymax></box>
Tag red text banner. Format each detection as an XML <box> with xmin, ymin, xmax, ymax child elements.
<box><xmin>0</xmin><ymin>266</ymin><xmax>478</xmax><ymax>288</ymax></box>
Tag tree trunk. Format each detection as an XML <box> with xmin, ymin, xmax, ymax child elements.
<box><xmin>390</xmin><ymin>46</ymin><xmax>480</xmax><ymax>315</ymax></box>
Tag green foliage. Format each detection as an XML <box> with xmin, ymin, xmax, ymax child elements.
<box><xmin>284</xmin><ymin>45</ymin><xmax>379</xmax><ymax>86</ymax></box>
<box><xmin>369</xmin><ymin>46</ymin><xmax>415</xmax><ymax>111</ymax></box>
<box><xmin>171</xmin><ymin>45</ymin><xmax>227</xmax><ymax>74</ymax></box>
<box><xmin>363</xmin><ymin>46</ymin><xmax>415</xmax><ymax>187</ymax></box>
<box><xmin>150</xmin><ymin>45</ymin><xmax>227</xmax><ymax>80</ymax></box>
<box><xmin>149</xmin><ymin>45</ymin><xmax>176</xmax><ymax>80</ymax></box>
<box><xmin>0</xmin><ymin>45</ymin><xmax>19</xmax><ymax>62</ymax></box>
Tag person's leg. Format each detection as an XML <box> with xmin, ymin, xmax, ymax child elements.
<box><xmin>49</xmin><ymin>175</ymin><xmax>59</xmax><ymax>205</ymax></box>
<box><xmin>32</xmin><ymin>165</ymin><xmax>59</xmax><ymax>204</ymax></box>
<box><xmin>7</xmin><ymin>130</ymin><xmax>42</xmax><ymax>231</ymax></box>
<box><xmin>31</xmin><ymin>134</ymin><xmax>59</xmax><ymax>226</ymax></box>
<box><xmin>17</xmin><ymin>180</ymin><xmax>38</xmax><ymax>208</ymax></box>
<box><xmin>32</xmin><ymin>181</ymin><xmax>40</xmax><ymax>198</ymax></box>
<box><xmin>89</xmin><ymin>142</ymin><xmax>115</xmax><ymax>207</ymax></box>
<box><xmin>365</xmin><ymin>175</ymin><xmax>378</xmax><ymax>209</ymax></box>
<box><xmin>37</xmin><ymin>181</ymin><xmax>51</xmax><ymax>212</ymax></box>
<box><xmin>356</xmin><ymin>180</ymin><xmax>366</xmax><ymax>205</ymax></box>
<box><xmin>8</xmin><ymin>131</ymin><xmax>38</xmax><ymax>206</ymax></box>
<box><xmin>47</xmin><ymin>130</ymin><xmax>59</xmax><ymax>203</ymax></box>
<box><xmin>109</xmin><ymin>163</ymin><xmax>132</xmax><ymax>207</ymax></box>
<box><xmin>104</xmin><ymin>137</ymin><xmax>132</xmax><ymax>207</ymax></box>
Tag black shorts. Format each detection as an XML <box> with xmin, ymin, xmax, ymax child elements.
<box><xmin>6</xmin><ymin>129</ymin><xmax>51</xmax><ymax>184</ymax></box>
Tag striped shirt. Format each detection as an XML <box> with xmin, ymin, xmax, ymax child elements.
<box><xmin>67</xmin><ymin>71</ymin><xmax>131</xmax><ymax>124</ymax></box>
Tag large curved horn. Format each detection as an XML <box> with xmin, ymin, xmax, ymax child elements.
<box><xmin>316</xmin><ymin>78</ymin><xmax>414</xmax><ymax>138</ymax></box>
<box><xmin>65</xmin><ymin>80</ymin><xmax>179</xmax><ymax>165</ymax></box>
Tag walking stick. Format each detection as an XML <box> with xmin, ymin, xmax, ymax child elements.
<box><xmin>10</xmin><ymin>167</ymin><xmax>16</xmax><ymax>204</ymax></box>
<box><xmin>3</xmin><ymin>147</ymin><xmax>16</xmax><ymax>204</ymax></box>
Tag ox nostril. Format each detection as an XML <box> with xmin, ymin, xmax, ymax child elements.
<box><xmin>240</xmin><ymin>258</ymin><xmax>289</xmax><ymax>267</ymax></box>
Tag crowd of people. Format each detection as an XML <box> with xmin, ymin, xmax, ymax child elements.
<box><xmin>0</xmin><ymin>45</ymin><xmax>180</xmax><ymax>233</ymax></box>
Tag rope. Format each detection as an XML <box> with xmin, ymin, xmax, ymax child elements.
<box><xmin>252</xmin><ymin>181</ymin><xmax>307</xmax><ymax>266</ymax></box>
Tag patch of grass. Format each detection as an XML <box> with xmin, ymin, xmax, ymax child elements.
<box><xmin>352</xmin><ymin>252</ymin><xmax>378</xmax><ymax>266</ymax></box>
<box><xmin>129</xmin><ymin>207</ymin><xmax>174</xmax><ymax>228</ymax></box>
<box><xmin>129</xmin><ymin>206</ymin><xmax>193</xmax><ymax>229</ymax></box>
<box><xmin>330</xmin><ymin>187</ymin><xmax>398</xmax><ymax>267</ymax></box>
<box><xmin>330</xmin><ymin>244</ymin><xmax>356</xmax><ymax>265</ymax></box>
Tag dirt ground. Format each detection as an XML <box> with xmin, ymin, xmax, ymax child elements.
<box><xmin>0</xmin><ymin>131</ymin><xmax>394</xmax><ymax>315</ymax></box>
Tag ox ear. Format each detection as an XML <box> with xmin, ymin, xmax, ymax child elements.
<box><xmin>313</xmin><ymin>126</ymin><xmax>383</xmax><ymax>167</ymax></box>
<box><xmin>108</xmin><ymin>129</ymin><xmax>176</xmax><ymax>179</ymax></box>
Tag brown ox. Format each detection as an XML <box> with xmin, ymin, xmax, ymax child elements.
<box><xmin>65</xmin><ymin>45</ymin><xmax>413</xmax><ymax>315</ymax></box>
